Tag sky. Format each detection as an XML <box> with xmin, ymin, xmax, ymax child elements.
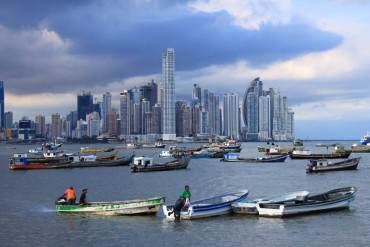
<box><xmin>2</xmin><ymin>0</ymin><xmax>370</xmax><ymax>139</ymax></box>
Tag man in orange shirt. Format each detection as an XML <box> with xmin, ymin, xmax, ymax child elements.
<box><xmin>64</xmin><ymin>186</ymin><xmax>76</xmax><ymax>205</ymax></box>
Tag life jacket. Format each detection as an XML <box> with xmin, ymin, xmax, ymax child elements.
<box><xmin>65</xmin><ymin>188</ymin><xmax>76</xmax><ymax>200</ymax></box>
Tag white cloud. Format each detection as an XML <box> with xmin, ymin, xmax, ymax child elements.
<box><xmin>189</xmin><ymin>0</ymin><xmax>291</xmax><ymax>30</ymax></box>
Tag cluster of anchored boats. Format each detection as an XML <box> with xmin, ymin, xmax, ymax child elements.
<box><xmin>9</xmin><ymin>139</ymin><xmax>362</xmax><ymax>219</ymax></box>
<box><xmin>55</xmin><ymin>187</ymin><xmax>357</xmax><ymax>219</ymax></box>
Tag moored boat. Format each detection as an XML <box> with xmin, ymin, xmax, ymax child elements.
<box><xmin>9</xmin><ymin>155</ymin><xmax>134</xmax><ymax>170</ymax></box>
<box><xmin>80</xmin><ymin>147</ymin><xmax>115</xmax><ymax>153</ymax></box>
<box><xmin>232</xmin><ymin>191</ymin><xmax>310</xmax><ymax>215</ymax></box>
<box><xmin>56</xmin><ymin>196</ymin><xmax>165</xmax><ymax>215</ymax></box>
<box><xmin>290</xmin><ymin>150</ymin><xmax>352</xmax><ymax>159</ymax></box>
<box><xmin>306</xmin><ymin>158</ymin><xmax>360</xmax><ymax>173</ymax></box>
<box><xmin>162</xmin><ymin>190</ymin><xmax>248</xmax><ymax>220</ymax></box>
<box><xmin>257</xmin><ymin>187</ymin><xmax>357</xmax><ymax>217</ymax></box>
<box><xmin>130</xmin><ymin>156</ymin><xmax>190</xmax><ymax>172</ymax></box>
<box><xmin>351</xmin><ymin>144</ymin><xmax>370</xmax><ymax>153</ymax></box>
<box><xmin>142</xmin><ymin>142</ymin><xmax>166</xmax><ymax>148</ymax></box>
<box><xmin>221</xmin><ymin>153</ymin><xmax>288</xmax><ymax>163</ymax></box>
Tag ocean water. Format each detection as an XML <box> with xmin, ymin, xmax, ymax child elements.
<box><xmin>0</xmin><ymin>141</ymin><xmax>369</xmax><ymax>247</ymax></box>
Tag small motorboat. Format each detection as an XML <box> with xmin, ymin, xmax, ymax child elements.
<box><xmin>80</xmin><ymin>147</ymin><xmax>115</xmax><ymax>153</ymax></box>
<box><xmin>162</xmin><ymin>190</ymin><xmax>248</xmax><ymax>220</ymax></box>
<box><xmin>142</xmin><ymin>142</ymin><xmax>166</xmax><ymax>148</ymax></box>
<box><xmin>232</xmin><ymin>191</ymin><xmax>309</xmax><ymax>215</ymax></box>
<box><xmin>306</xmin><ymin>158</ymin><xmax>360</xmax><ymax>173</ymax></box>
<box><xmin>130</xmin><ymin>156</ymin><xmax>190</xmax><ymax>173</ymax></box>
<box><xmin>55</xmin><ymin>196</ymin><xmax>165</xmax><ymax>215</ymax></box>
<box><xmin>257</xmin><ymin>187</ymin><xmax>357</xmax><ymax>217</ymax></box>
<box><xmin>351</xmin><ymin>144</ymin><xmax>370</xmax><ymax>153</ymax></box>
<box><xmin>221</xmin><ymin>153</ymin><xmax>288</xmax><ymax>163</ymax></box>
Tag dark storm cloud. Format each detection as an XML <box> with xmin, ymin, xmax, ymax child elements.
<box><xmin>0</xmin><ymin>0</ymin><xmax>342</xmax><ymax>94</ymax></box>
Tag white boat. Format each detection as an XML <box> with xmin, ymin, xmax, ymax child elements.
<box><xmin>159</xmin><ymin>150</ymin><xmax>173</xmax><ymax>158</ymax></box>
<box><xmin>257</xmin><ymin>187</ymin><xmax>357</xmax><ymax>217</ymax></box>
<box><xmin>162</xmin><ymin>190</ymin><xmax>248</xmax><ymax>220</ymax></box>
<box><xmin>232</xmin><ymin>191</ymin><xmax>309</xmax><ymax>215</ymax></box>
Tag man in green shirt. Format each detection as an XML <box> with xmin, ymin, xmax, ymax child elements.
<box><xmin>180</xmin><ymin>185</ymin><xmax>191</xmax><ymax>200</ymax></box>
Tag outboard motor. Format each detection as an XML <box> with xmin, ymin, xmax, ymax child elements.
<box><xmin>168</xmin><ymin>198</ymin><xmax>186</xmax><ymax>220</ymax></box>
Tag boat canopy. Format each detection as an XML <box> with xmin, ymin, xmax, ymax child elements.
<box><xmin>133</xmin><ymin>157</ymin><xmax>153</xmax><ymax>166</ymax></box>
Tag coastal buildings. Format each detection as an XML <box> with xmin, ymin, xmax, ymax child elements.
<box><xmin>4</xmin><ymin>111</ymin><xmax>13</xmax><ymax>129</ymax></box>
<box><xmin>101</xmin><ymin>92</ymin><xmax>112</xmax><ymax>133</ymax></box>
<box><xmin>51</xmin><ymin>113</ymin><xmax>61</xmax><ymax>138</ymax></box>
<box><xmin>161</xmin><ymin>48</ymin><xmax>176</xmax><ymax>141</ymax></box>
<box><xmin>242</xmin><ymin>78</ymin><xmax>294</xmax><ymax>141</ymax></box>
<box><xmin>35</xmin><ymin>114</ymin><xmax>46</xmax><ymax>137</ymax></box>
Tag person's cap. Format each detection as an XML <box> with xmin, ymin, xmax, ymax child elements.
<box><xmin>82</xmin><ymin>188</ymin><xmax>88</xmax><ymax>192</ymax></box>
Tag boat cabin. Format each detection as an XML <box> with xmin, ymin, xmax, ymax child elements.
<box><xmin>292</xmin><ymin>150</ymin><xmax>312</xmax><ymax>155</ymax></box>
<box><xmin>13</xmin><ymin>153</ymin><xmax>28</xmax><ymax>158</ymax></box>
<box><xmin>159</xmin><ymin>151</ymin><xmax>172</xmax><ymax>157</ymax></box>
<box><xmin>310</xmin><ymin>159</ymin><xmax>329</xmax><ymax>167</ymax></box>
<box><xmin>133</xmin><ymin>157</ymin><xmax>153</xmax><ymax>167</ymax></box>
<box><xmin>68</xmin><ymin>155</ymin><xmax>97</xmax><ymax>163</ymax></box>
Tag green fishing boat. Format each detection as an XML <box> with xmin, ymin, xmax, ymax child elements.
<box><xmin>55</xmin><ymin>197</ymin><xmax>165</xmax><ymax>215</ymax></box>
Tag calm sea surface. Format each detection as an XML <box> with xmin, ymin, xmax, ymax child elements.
<box><xmin>0</xmin><ymin>141</ymin><xmax>369</xmax><ymax>247</ymax></box>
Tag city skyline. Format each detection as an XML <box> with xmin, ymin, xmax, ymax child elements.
<box><xmin>2</xmin><ymin>1</ymin><xmax>370</xmax><ymax>139</ymax></box>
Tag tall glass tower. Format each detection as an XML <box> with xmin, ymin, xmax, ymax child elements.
<box><xmin>0</xmin><ymin>81</ymin><xmax>4</xmax><ymax>131</ymax></box>
<box><xmin>161</xmin><ymin>48</ymin><xmax>176</xmax><ymax>140</ymax></box>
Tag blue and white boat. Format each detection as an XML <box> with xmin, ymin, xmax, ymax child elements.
<box><xmin>360</xmin><ymin>133</ymin><xmax>370</xmax><ymax>145</ymax></box>
<box><xmin>257</xmin><ymin>187</ymin><xmax>357</xmax><ymax>217</ymax></box>
<box><xmin>162</xmin><ymin>190</ymin><xmax>248</xmax><ymax>220</ymax></box>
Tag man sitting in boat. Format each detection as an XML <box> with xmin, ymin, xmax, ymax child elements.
<box><xmin>79</xmin><ymin>188</ymin><xmax>88</xmax><ymax>205</ymax></box>
<box><xmin>171</xmin><ymin>185</ymin><xmax>192</xmax><ymax>220</ymax></box>
<box><xmin>64</xmin><ymin>186</ymin><xmax>76</xmax><ymax>205</ymax></box>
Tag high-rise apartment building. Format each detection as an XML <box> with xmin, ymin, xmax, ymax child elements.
<box><xmin>161</xmin><ymin>48</ymin><xmax>176</xmax><ymax>140</ymax></box>
<box><xmin>51</xmin><ymin>113</ymin><xmax>61</xmax><ymax>138</ymax></box>
<box><xmin>4</xmin><ymin>111</ymin><xmax>13</xmax><ymax>129</ymax></box>
<box><xmin>101</xmin><ymin>92</ymin><xmax>112</xmax><ymax>133</ymax></box>
<box><xmin>0</xmin><ymin>81</ymin><xmax>4</xmax><ymax>131</ymax></box>
<box><xmin>223</xmin><ymin>93</ymin><xmax>240</xmax><ymax>140</ymax></box>
<box><xmin>35</xmin><ymin>114</ymin><xmax>46</xmax><ymax>137</ymax></box>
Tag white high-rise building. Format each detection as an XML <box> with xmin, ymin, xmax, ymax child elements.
<box><xmin>223</xmin><ymin>93</ymin><xmax>240</xmax><ymax>140</ymax></box>
<box><xmin>119</xmin><ymin>90</ymin><xmax>131</xmax><ymax>136</ymax></box>
<box><xmin>101</xmin><ymin>92</ymin><xmax>112</xmax><ymax>133</ymax></box>
<box><xmin>161</xmin><ymin>48</ymin><xmax>176</xmax><ymax>140</ymax></box>
<box><xmin>87</xmin><ymin>111</ymin><xmax>100</xmax><ymax>137</ymax></box>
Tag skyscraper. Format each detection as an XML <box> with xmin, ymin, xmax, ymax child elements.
<box><xmin>51</xmin><ymin>113</ymin><xmax>61</xmax><ymax>138</ymax></box>
<box><xmin>77</xmin><ymin>92</ymin><xmax>93</xmax><ymax>121</ymax></box>
<box><xmin>35</xmin><ymin>114</ymin><xmax>46</xmax><ymax>137</ymax></box>
<box><xmin>107</xmin><ymin>110</ymin><xmax>118</xmax><ymax>137</ymax></box>
<box><xmin>119</xmin><ymin>90</ymin><xmax>131</xmax><ymax>136</ymax></box>
<box><xmin>258</xmin><ymin>95</ymin><xmax>271</xmax><ymax>141</ymax></box>
<box><xmin>161</xmin><ymin>48</ymin><xmax>176</xmax><ymax>140</ymax></box>
<box><xmin>223</xmin><ymin>93</ymin><xmax>240</xmax><ymax>140</ymax></box>
<box><xmin>101</xmin><ymin>92</ymin><xmax>112</xmax><ymax>133</ymax></box>
<box><xmin>4</xmin><ymin>111</ymin><xmax>13</xmax><ymax>129</ymax></box>
<box><xmin>242</xmin><ymin>78</ymin><xmax>262</xmax><ymax>141</ymax></box>
<box><xmin>192</xmin><ymin>84</ymin><xmax>202</xmax><ymax>104</ymax></box>
<box><xmin>0</xmin><ymin>81</ymin><xmax>4</xmax><ymax>131</ymax></box>
<box><xmin>141</xmin><ymin>80</ymin><xmax>158</xmax><ymax>109</ymax></box>
<box><xmin>87</xmin><ymin>111</ymin><xmax>100</xmax><ymax>137</ymax></box>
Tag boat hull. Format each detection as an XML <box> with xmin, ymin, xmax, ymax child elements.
<box><xmin>131</xmin><ymin>157</ymin><xmax>190</xmax><ymax>173</ymax></box>
<box><xmin>257</xmin><ymin>187</ymin><xmax>356</xmax><ymax>217</ymax></box>
<box><xmin>290</xmin><ymin>152</ymin><xmax>351</xmax><ymax>160</ymax></box>
<box><xmin>306</xmin><ymin>158</ymin><xmax>360</xmax><ymax>173</ymax></box>
<box><xmin>9</xmin><ymin>155</ymin><xmax>134</xmax><ymax>170</ymax></box>
<box><xmin>56</xmin><ymin>197</ymin><xmax>165</xmax><ymax>215</ymax></box>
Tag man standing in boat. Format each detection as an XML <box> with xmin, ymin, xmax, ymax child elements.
<box><xmin>64</xmin><ymin>186</ymin><xmax>76</xmax><ymax>205</ymax></box>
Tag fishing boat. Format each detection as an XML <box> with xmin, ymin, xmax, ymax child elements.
<box><xmin>221</xmin><ymin>153</ymin><xmax>288</xmax><ymax>163</ymax></box>
<box><xmin>289</xmin><ymin>150</ymin><xmax>352</xmax><ymax>159</ymax></box>
<box><xmin>162</xmin><ymin>190</ymin><xmax>249</xmax><ymax>220</ymax></box>
<box><xmin>306</xmin><ymin>158</ymin><xmax>360</xmax><ymax>173</ymax></box>
<box><xmin>9</xmin><ymin>155</ymin><xmax>134</xmax><ymax>170</ymax></box>
<box><xmin>232</xmin><ymin>191</ymin><xmax>310</xmax><ymax>215</ymax></box>
<box><xmin>293</xmin><ymin>139</ymin><xmax>304</xmax><ymax>147</ymax></box>
<box><xmin>130</xmin><ymin>156</ymin><xmax>190</xmax><ymax>172</ymax></box>
<box><xmin>359</xmin><ymin>133</ymin><xmax>370</xmax><ymax>145</ymax></box>
<box><xmin>56</xmin><ymin>196</ymin><xmax>165</xmax><ymax>215</ymax></box>
<box><xmin>257</xmin><ymin>187</ymin><xmax>357</xmax><ymax>217</ymax></box>
<box><xmin>191</xmin><ymin>149</ymin><xmax>209</xmax><ymax>159</ymax></box>
<box><xmin>142</xmin><ymin>142</ymin><xmax>166</xmax><ymax>148</ymax></box>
